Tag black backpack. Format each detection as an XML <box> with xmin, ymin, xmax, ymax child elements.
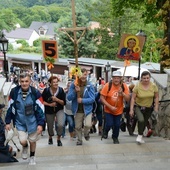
<box><xmin>0</xmin><ymin>146</ymin><xmax>18</xmax><ymax>163</ymax></box>
<box><xmin>9</xmin><ymin>85</ymin><xmax>37</xmax><ymax>126</ymax></box>
<box><xmin>107</xmin><ymin>80</ymin><xmax>125</xmax><ymax>93</ymax></box>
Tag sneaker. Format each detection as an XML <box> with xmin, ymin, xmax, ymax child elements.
<box><xmin>48</xmin><ymin>138</ymin><xmax>53</xmax><ymax>145</ymax></box>
<box><xmin>146</xmin><ymin>129</ymin><xmax>153</xmax><ymax>137</ymax></box>
<box><xmin>57</xmin><ymin>140</ymin><xmax>62</xmax><ymax>146</ymax></box>
<box><xmin>29</xmin><ymin>156</ymin><xmax>36</xmax><ymax>165</ymax></box>
<box><xmin>136</xmin><ymin>135</ymin><xmax>145</xmax><ymax>144</ymax></box>
<box><xmin>22</xmin><ymin>146</ymin><xmax>28</xmax><ymax>159</ymax></box>
<box><xmin>76</xmin><ymin>140</ymin><xmax>82</xmax><ymax>146</ymax></box>
<box><xmin>84</xmin><ymin>134</ymin><xmax>90</xmax><ymax>141</ymax></box>
<box><xmin>113</xmin><ymin>137</ymin><xmax>119</xmax><ymax>144</ymax></box>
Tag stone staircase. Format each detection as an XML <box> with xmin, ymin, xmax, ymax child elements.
<box><xmin>1</xmin><ymin>130</ymin><xmax>170</xmax><ymax>170</ymax></box>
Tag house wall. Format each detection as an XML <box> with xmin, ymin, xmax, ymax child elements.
<box><xmin>29</xmin><ymin>31</ymin><xmax>40</xmax><ymax>46</ymax></box>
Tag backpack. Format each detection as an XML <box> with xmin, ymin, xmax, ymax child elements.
<box><xmin>0</xmin><ymin>146</ymin><xmax>18</xmax><ymax>163</ymax></box>
<box><xmin>107</xmin><ymin>80</ymin><xmax>125</xmax><ymax>93</ymax></box>
<box><xmin>10</xmin><ymin>85</ymin><xmax>37</xmax><ymax>109</ymax></box>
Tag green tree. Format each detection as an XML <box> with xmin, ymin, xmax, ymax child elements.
<box><xmin>47</xmin><ymin>5</ymin><xmax>70</xmax><ymax>22</ymax></box>
<box><xmin>87</xmin><ymin>0</ymin><xmax>164</xmax><ymax>64</ymax></box>
<box><xmin>0</xmin><ymin>9</ymin><xmax>19</xmax><ymax>31</ymax></box>
<box><xmin>57</xmin><ymin>11</ymin><xmax>97</xmax><ymax>58</ymax></box>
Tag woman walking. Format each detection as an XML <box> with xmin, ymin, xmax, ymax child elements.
<box><xmin>42</xmin><ymin>76</ymin><xmax>66</xmax><ymax>146</ymax></box>
<box><xmin>130</xmin><ymin>71</ymin><xmax>159</xmax><ymax>144</ymax></box>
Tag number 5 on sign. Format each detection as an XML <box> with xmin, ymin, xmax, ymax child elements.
<box><xmin>42</xmin><ymin>40</ymin><xmax>58</xmax><ymax>59</ymax></box>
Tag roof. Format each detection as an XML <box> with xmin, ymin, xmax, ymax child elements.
<box><xmin>29</xmin><ymin>21</ymin><xmax>59</xmax><ymax>36</ymax></box>
<box><xmin>7</xmin><ymin>53</ymin><xmax>43</xmax><ymax>62</ymax></box>
<box><xmin>141</xmin><ymin>62</ymin><xmax>160</xmax><ymax>73</ymax></box>
<box><xmin>68</xmin><ymin>57</ymin><xmax>138</xmax><ymax>68</ymax></box>
<box><xmin>7</xmin><ymin>53</ymin><xmax>68</xmax><ymax>64</ymax></box>
<box><xmin>6</xmin><ymin>54</ymin><xmax>161</xmax><ymax>73</ymax></box>
<box><xmin>4</xmin><ymin>28</ymin><xmax>36</xmax><ymax>40</ymax></box>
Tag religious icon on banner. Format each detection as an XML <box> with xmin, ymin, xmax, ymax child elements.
<box><xmin>117</xmin><ymin>34</ymin><xmax>145</xmax><ymax>61</ymax></box>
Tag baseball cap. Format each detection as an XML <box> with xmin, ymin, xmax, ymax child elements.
<box><xmin>0</xmin><ymin>104</ymin><xmax>5</xmax><ymax>109</ymax></box>
<box><xmin>112</xmin><ymin>71</ymin><xmax>122</xmax><ymax>77</ymax></box>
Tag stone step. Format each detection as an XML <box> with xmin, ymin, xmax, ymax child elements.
<box><xmin>1</xmin><ymin>131</ymin><xmax>170</xmax><ymax>170</ymax></box>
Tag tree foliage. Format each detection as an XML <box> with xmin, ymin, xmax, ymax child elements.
<box><xmin>0</xmin><ymin>9</ymin><xmax>19</xmax><ymax>31</ymax></box>
<box><xmin>111</xmin><ymin>0</ymin><xmax>170</xmax><ymax>72</ymax></box>
<box><xmin>57</xmin><ymin>11</ymin><xmax>97</xmax><ymax>58</ymax></box>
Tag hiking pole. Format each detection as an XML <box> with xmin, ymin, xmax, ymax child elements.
<box><xmin>115</xmin><ymin>60</ymin><xmax>131</xmax><ymax>107</ymax></box>
<box><xmin>11</xmin><ymin>139</ymin><xmax>20</xmax><ymax>152</ymax></box>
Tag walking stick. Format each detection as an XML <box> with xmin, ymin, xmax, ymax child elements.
<box><xmin>115</xmin><ymin>60</ymin><xmax>130</xmax><ymax>107</ymax></box>
<box><xmin>11</xmin><ymin>139</ymin><xmax>20</xmax><ymax>152</ymax></box>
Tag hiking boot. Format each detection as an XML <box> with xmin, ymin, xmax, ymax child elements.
<box><xmin>29</xmin><ymin>156</ymin><xmax>36</xmax><ymax>165</ymax></box>
<box><xmin>113</xmin><ymin>137</ymin><xmax>119</xmax><ymax>144</ymax></box>
<box><xmin>57</xmin><ymin>140</ymin><xmax>62</xmax><ymax>146</ymax></box>
<box><xmin>103</xmin><ymin>130</ymin><xmax>108</xmax><ymax>139</ymax></box>
<box><xmin>136</xmin><ymin>135</ymin><xmax>145</xmax><ymax>144</ymax></box>
<box><xmin>76</xmin><ymin>140</ymin><xmax>82</xmax><ymax>146</ymax></box>
<box><xmin>22</xmin><ymin>146</ymin><xmax>28</xmax><ymax>160</ymax></box>
<box><xmin>48</xmin><ymin>138</ymin><xmax>53</xmax><ymax>145</ymax></box>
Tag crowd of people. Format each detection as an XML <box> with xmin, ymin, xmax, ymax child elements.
<box><xmin>0</xmin><ymin>67</ymin><xmax>159</xmax><ymax>165</ymax></box>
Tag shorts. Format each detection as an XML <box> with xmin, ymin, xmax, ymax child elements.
<box><xmin>18</xmin><ymin>131</ymin><xmax>41</xmax><ymax>143</ymax></box>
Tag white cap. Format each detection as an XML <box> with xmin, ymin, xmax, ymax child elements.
<box><xmin>112</xmin><ymin>71</ymin><xmax>122</xmax><ymax>77</ymax></box>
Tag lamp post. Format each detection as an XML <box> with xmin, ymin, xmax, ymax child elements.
<box><xmin>0</xmin><ymin>32</ymin><xmax>9</xmax><ymax>81</ymax></box>
<box><xmin>136</xmin><ymin>30</ymin><xmax>147</xmax><ymax>80</ymax></box>
<box><xmin>105</xmin><ymin>62</ymin><xmax>111</xmax><ymax>82</ymax></box>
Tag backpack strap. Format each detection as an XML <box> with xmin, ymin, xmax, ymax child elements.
<box><xmin>107</xmin><ymin>80</ymin><xmax>125</xmax><ymax>93</ymax></box>
<box><xmin>107</xmin><ymin>80</ymin><xmax>112</xmax><ymax>93</ymax></box>
<box><xmin>10</xmin><ymin>86</ymin><xmax>20</xmax><ymax>110</ymax></box>
<box><xmin>11</xmin><ymin>85</ymin><xmax>37</xmax><ymax>113</ymax></box>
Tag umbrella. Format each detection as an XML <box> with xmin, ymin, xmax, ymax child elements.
<box><xmin>117</xmin><ymin>65</ymin><xmax>149</xmax><ymax>78</ymax></box>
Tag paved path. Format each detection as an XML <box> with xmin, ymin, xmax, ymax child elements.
<box><xmin>0</xmin><ymin>128</ymin><xmax>170</xmax><ymax>170</ymax></box>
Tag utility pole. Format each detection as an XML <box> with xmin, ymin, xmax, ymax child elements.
<box><xmin>59</xmin><ymin>0</ymin><xmax>88</xmax><ymax>67</ymax></box>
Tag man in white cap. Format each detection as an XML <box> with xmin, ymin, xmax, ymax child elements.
<box><xmin>100</xmin><ymin>71</ymin><xmax>130</xmax><ymax>144</ymax></box>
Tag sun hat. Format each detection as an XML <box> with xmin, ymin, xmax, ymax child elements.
<box><xmin>0</xmin><ymin>104</ymin><xmax>5</xmax><ymax>109</ymax></box>
<box><xmin>112</xmin><ymin>71</ymin><xmax>122</xmax><ymax>77</ymax></box>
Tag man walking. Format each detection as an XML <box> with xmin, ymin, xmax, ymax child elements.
<box><xmin>67</xmin><ymin>68</ymin><xmax>95</xmax><ymax>145</ymax></box>
<box><xmin>5</xmin><ymin>73</ymin><xmax>45</xmax><ymax>165</ymax></box>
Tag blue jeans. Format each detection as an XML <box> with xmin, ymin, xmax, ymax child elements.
<box><xmin>105</xmin><ymin>112</ymin><xmax>122</xmax><ymax>138</ymax></box>
<box><xmin>65</xmin><ymin>113</ymin><xmax>75</xmax><ymax>133</ymax></box>
<box><xmin>96</xmin><ymin>111</ymin><xmax>103</xmax><ymax>127</ymax></box>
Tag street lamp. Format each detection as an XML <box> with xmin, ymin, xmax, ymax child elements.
<box><xmin>136</xmin><ymin>30</ymin><xmax>147</xmax><ymax>80</ymax></box>
<box><xmin>105</xmin><ymin>62</ymin><xmax>111</xmax><ymax>82</ymax></box>
<box><xmin>0</xmin><ymin>32</ymin><xmax>9</xmax><ymax>81</ymax></box>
